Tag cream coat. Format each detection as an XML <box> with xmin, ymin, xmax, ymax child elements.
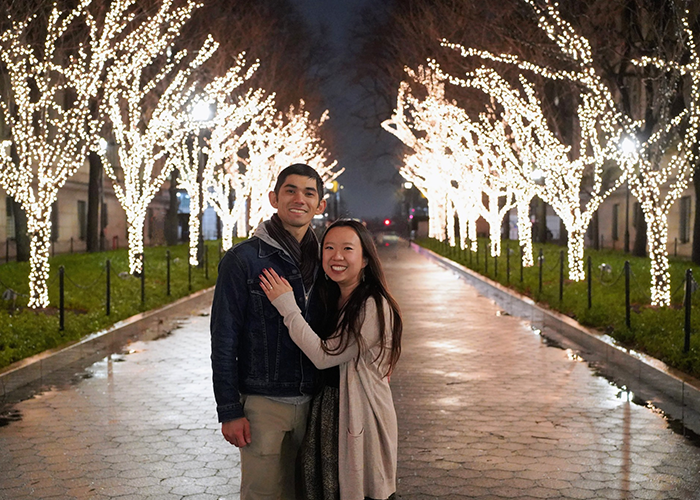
<box><xmin>272</xmin><ymin>292</ymin><xmax>397</xmax><ymax>500</ymax></box>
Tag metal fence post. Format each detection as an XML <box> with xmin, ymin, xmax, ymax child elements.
<box><xmin>166</xmin><ymin>250</ymin><xmax>171</xmax><ymax>296</ymax></box>
<box><xmin>684</xmin><ymin>269</ymin><xmax>692</xmax><ymax>353</ymax></box>
<box><xmin>625</xmin><ymin>261</ymin><xmax>631</xmax><ymax>329</ymax></box>
<box><xmin>59</xmin><ymin>266</ymin><xmax>65</xmax><ymax>331</ymax></box>
<box><xmin>106</xmin><ymin>260</ymin><xmax>111</xmax><ymax>316</ymax></box>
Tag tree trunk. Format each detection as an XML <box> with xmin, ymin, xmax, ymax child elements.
<box><xmin>516</xmin><ymin>197</ymin><xmax>534</xmax><ymax>266</ymax></box>
<box><xmin>537</xmin><ymin>198</ymin><xmax>548</xmax><ymax>243</ymax></box>
<box><xmin>646</xmin><ymin>212</ymin><xmax>670</xmax><ymax>306</ymax></box>
<box><xmin>165</xmin><ymin>170</ymin><xmax>180</xmax><ymax>246</ymax></box>
<box><xmin>632</xmin><ymin>202</ymin><xmax>647</xmax><ymax>257</ymax></box>
<box><xmin>86</xmin><ymin>152</ymin><xmax>102</xmax><ymax>253</ymax></box>
<box><xmin>188</xmin><ymin>188</ymin><xmax>201</xmax><ymax>266</ymax></box>
<box><xmin>590</xmin><ymin>211</ymin><xmax>600</xmax><ymax>250</ymax></box>
<box><xmin>11</xmin><ymin>197</ymin><xmax>30</xmax><ymax>262</ymax></box>
<box><xmin>27</xmin><ymin>211</ymin><xmax>52</xmax><ymax>308</ymax></box>
<box><xmin>692</xmin><ymin>168</ymin><xmax>700</xmax><ymax>264</ymax></box>
<box><xmin>567</xmin><ymin>228</ymin><xmax>586</xmax><ymax>282</ymax></box>
<box><xmin>127</xmin><ymin>213</ymin><xmax>146</xmax><ymax>276</ymax></box>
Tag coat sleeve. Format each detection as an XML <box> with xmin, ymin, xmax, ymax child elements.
<box><xmin>272</xmin><ymin>292</ymin><xmax>383</xmax><ymax>369</ymax></box>
<box><xmin>210</xmin><ymin>250</ymin><xmax>248</xmax><ymax>422</ymax></box>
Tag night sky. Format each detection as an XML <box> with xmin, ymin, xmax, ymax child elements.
<box><xmin>291</xmin><ymin>0</ymin><xmax>402</xmax><ymax>221</ymax></box>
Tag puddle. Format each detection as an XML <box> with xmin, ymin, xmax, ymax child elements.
<box><xmin>0</xmin><ymin>408</ymin><xmax>22</xmax><ymax>427</ymax></box>
<box><xmin>532</xmin><ymin>325</ymin><xmax>700</xmax><ymax>448</ymax></box>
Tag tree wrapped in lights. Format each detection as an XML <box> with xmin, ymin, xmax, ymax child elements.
<box><xmin>0</xmin><ymin>0</ymin><xmax>157</xmax><ymax>308</ymax></box>
<box><xmin>97</xmin><ymin>3</ymin><xmax>221</xmax><ymax>276</ymax></box>
<box><xmin>622</xmin><ymin>14</ymin><xmax>700</xmax><ymax>306</ymax></box>
<box><xmin>435</xmin><ymin>0</ymin><xmax>633</xmax><ymax>282</ymax></box>
<box><xmin>382</xmin><ymin>67</ymin><xmax>477</xmax><ymax>246</ymax></box>
<box><xmin>203</xmin><ymin>88</ymin><xmax>275</xmax><ymax>250</ymax></box>
<box><xmin>172</xmin><ymin>55</ymin><xmax>261</xmax><ymax>265</ymax></box>
<box><xmin>236</xmin><ymin>101</ymin><xmax>340</xmax><ymax>233</ymax></box>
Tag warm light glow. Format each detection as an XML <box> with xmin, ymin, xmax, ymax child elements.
<box><xmin>0</xmin><ymin>0</ymin><xmax>179</xmax><ymax>306</ymax></box>
<box><xmin>96</xmin><ymin>1</ymin><xmax>216</xmax><ymax>275</ymax></box>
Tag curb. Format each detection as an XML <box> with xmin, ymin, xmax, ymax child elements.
<box><xmin>413</xmin><ymin>243</ymin><xmax>700</xmax><ymax>436</ymax></box>
<box><xmin>0</xmin><ymin>287</ymin><xmax>215</xmax><ymax>399</ymax></box>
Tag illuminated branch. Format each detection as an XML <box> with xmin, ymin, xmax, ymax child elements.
<box><xmin>0</xmin><ymin>0</ymin><xmax>164</xmax><ymax>307</ymax></box>
<box><xmin>203</xmin><ymin>87</ymin><xmax>274</xmax><ymax>250</ymax></box>
<box><xmin>97</xmin><ymin>5</ymin><xmax>215</xmax><ymax>275</ymax></box>
<box><xmin>173</xmin><ymin>55</ymin><xmax>261</xmax><ymax>264</ymax></box>
<box><xmin>238</xmin><ymin>101</ymin><xmax>341</xmax><ymax>233</ymax></box>
<box><xmin>435</xmin><ymin>0</ymin><xmax>632</xmax><ymax>282</ymax></box>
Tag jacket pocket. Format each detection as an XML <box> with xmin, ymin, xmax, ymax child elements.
<box><xmin>346</xmin><ymin>427</ymin><xmax>364</xmax><ymax>471</ymax></box>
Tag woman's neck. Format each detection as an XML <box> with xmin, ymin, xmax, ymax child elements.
<box><xmin>338</xmin><ymin>282</ymin><xmax>359</xmax><ymax>306</ymax></box>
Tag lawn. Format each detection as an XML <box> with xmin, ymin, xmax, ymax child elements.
<box><xmin>419</xmin><ymin>237</ymin><xmax>700</xmax><ymax>378</ymax></box>
<box><xmin>0</xmin><ymin>241</ymin><xmax>236</xmax><ymax>370</ymax></box>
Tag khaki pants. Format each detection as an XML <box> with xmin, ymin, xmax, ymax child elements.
<box><xmin>240</xmin><ymin>395</ymin><xmax>310</xmax><ymax>500</ymax></box>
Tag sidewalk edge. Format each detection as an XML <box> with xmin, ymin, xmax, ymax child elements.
<box><xmin>413</xmin><ymin>243</ymin><xmax>700</xmax><ymax>436</ymax></box>
<box><xmin>0</xmin><ymin>287</ymin><xmax>215</xmax><ymax>399</ymax></box>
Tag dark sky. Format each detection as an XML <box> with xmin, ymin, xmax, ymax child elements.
<box><xmin>290</xmin><ymin>0</ymin><xmax>402</xmax><ymax>221</ymax></box>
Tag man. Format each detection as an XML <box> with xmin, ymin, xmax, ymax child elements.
<box><xmin>211</xmin><ymin>164</ymin><xmax>327</xmax><ymax>499</ymax></box>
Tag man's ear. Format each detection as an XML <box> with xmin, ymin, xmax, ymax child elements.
<box><xmin>269</xmin><ymin>191</ymin><xmax>278</xmax><ymax>208</ymax></box>
<box><xmin>315</xmin><ymin>198</ymin><xmax>327</xmax><ymax>215</ymax></box>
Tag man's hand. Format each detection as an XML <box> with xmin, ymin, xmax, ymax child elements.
<box><xmin>221</xmin><ymin>417</ymin><xmax>251</xmax><ymax>448</ymax></box>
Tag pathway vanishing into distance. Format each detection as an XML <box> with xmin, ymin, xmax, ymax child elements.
<box><xmin>1</xmin><ymin>243</ymin><xmax>700</xmax><ymax>499</ymax></box>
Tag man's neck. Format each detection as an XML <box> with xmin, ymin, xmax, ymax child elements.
<box><xmin>281</xmin><ymin>222</ymin><xmax>309</xmax><ymax>243</ymax></box>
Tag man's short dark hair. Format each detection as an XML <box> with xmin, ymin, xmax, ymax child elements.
<box><xmin>274</xmin><ymin>164</ymin><xmax>324</xmax><ymax>199</ymax></box>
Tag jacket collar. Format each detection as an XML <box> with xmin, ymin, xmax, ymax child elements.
<box><xmin>254</xmin><ymin>220</ymin><xmax>292</xmax><ymax>261</ymax></box>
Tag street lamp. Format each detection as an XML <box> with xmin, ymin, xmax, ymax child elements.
<box><xmin>619</xmin><ymin>135</ymin><xmax>638</xmax><ymax>253</ymax></box>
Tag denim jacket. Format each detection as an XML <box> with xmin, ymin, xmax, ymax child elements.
<box><xmin>210</xmin><ymin>222</ymin><xmax>320</xmax><ymax>423</ymax></box>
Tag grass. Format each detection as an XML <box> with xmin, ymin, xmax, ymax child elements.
<box><xmin>419</xmin><ymin>237</ymin><xmax>700</xmax><ymax>378</ymax></box>
<box><xmin>0</xmin><ymin>240</ymin><xmax>238</xmax><ymax>370</ymax></box>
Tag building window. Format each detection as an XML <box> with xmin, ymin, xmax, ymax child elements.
<box><xmin>5</xmin><ymin>196</ymin><xmax>15</xmax><ymax>240</ymax></box>
<box><xmin>612</xmin><ymin>204</ymin><xmax>619</xmax><ymax>241</ymax></box>
<box><xmin>78</xmin><ymin>200</ymin><xmax>87</xmax><ymax>240</ymax></box>
<box><xmin>680</xmin><ymin>196</ymin><xmax>692</xmax><ymax>244</ymax></box>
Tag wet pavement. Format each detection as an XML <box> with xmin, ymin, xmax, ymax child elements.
<box><xmin>1</xmin><ymin>244</ymin><xmax>700</xmax><ymax>499</ymax></box>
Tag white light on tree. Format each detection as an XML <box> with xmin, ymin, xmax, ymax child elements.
<box><xmin>174</xmin><ymin>54</ymin><xmax>261</xmax><ymax>264</ymax></box>
<box><xmin>0</xmin><ymin>0</ymin><xmax>152</xmax><ymax>308</ymax></box>
<box><xmin>203</xmin><ymin>86</ymin><xmax>273</xmax><ymax>250</ymax></box>
<box><xmin>236</xmin><ymin>101</ymin><xmax>341</xmax><ymax>233</ymax></box>
<box><xmin>436</xmin><ymin>0</ymin><xmax>632</xmax><ymax>282</ymax></box>
<box><xmin>382</xmin><ymin>67</ymin><xmax>475</xmax><ymax>247</ymax></box>
<box><xmin>625</xmin><ymin>13</ymin><xmax>700</xmax><ymax>306</ymax></box>
<box><xmin>97</xmin><ymin>2</ymin><xmax>218</xmax><ymax>275</ymax></box>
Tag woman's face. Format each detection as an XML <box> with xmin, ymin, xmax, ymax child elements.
<box><xmin>322</xmin><ymin>226</ymin><xmax>367</xmax><ymax>291</ymax></box>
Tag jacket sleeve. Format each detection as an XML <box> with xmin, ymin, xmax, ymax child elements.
<box><xmin>272</xmin><ymin>292</ymin><xmax>383</xmax><ymax>369</ymax></box>
<box><xmin>210</xmin><ymin>250</ymin><xmax>248</xmax><ymax>422</ymax></box>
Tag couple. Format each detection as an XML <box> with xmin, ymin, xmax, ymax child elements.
<box><xmin>210</xmin><ymin>163</ymin><xmax>402</xmax><ymax>500</ymax></box>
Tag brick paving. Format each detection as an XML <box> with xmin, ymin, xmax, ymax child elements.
<box><xmin>0</xmin><ymin>244</ymin><xmax>700</xmax><ymax>499</ymax></box>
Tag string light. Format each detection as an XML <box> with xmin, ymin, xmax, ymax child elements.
<box><xmin>235</xmin><ymin>100</ymin><xmax>341</xmax><ymax>234</ymax></box>
<box><xmin>203</xmin><ymin>87</ymin><xmax>274</xmax><ymax>250</ymax></box>
<box><xmin>0</xmin><ymin>0</ymin><xmax>172</xmax><ymax>307</ymax></box>
<box><xmin>97</xmin><ymin>3</ymin><xmax>217</xmax><ymax>276</ymax></box>
<box><xmin>172</xmin><ymin>55</ymin><xmax>262</xmax><ymax>264</ymax></box>
<box><xmin>433</xmin><ymin>0</ymin><xmax>639</xmax><ymax>283</ymax></box>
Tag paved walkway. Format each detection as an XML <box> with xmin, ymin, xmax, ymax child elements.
<box><xmin>1</xmin><ymin>245</ymin><xmax>700</xmax><ymax>499</ymax></box>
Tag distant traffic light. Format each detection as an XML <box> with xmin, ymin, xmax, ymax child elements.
<box><xmin>384</xmin><ymin>219</ymin><xmax>391</xmax><ymax>226</ymax></box>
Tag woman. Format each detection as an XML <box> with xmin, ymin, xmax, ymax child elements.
<box><xmin>259</xmin><ymin>219</ymin><xmax>402</xmax><ymax>500</ymax></box>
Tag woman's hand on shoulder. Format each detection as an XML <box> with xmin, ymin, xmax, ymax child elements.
<box><xmin>259</xmin><ymin>268</ymin><xmax>293</xmax><ymax>302</ymax></box>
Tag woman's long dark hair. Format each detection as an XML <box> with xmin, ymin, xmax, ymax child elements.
<box><xmin>316</xmin><ymin>219</ymin><xmax>402</xmax><ymax>376</ymax></box>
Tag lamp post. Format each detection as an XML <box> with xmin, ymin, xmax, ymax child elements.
<box><xmin>620</xmin><ymin>136</ymin><xmax>637</xmax><ymax>254</ymax></box>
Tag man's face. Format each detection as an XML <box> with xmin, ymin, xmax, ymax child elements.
<box><xmin>269</xmin><ymin>174</ymin><xmax>327</xmax><ymax>230</ymax></box>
